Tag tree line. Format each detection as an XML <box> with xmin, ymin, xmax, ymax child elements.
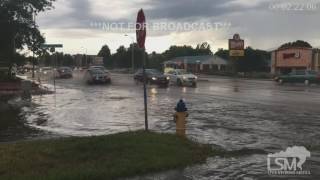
<box><xmin>96</xmin><ymin>42</ymin><xmax>273</xmax><ymax>73</ymax></box>
<box><xmin>97</xmin><ymin>42</ymin><xmax>213</xmax><ymax>70</ymax></box>
<box><xmin>215</xmin><ymin>47</ymin><xmax>271</xmax><ymax>72</ymax></box>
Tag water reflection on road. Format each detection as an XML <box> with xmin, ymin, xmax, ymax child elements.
<box><xmin>2</xmin><ymin>72</ymin><xmax>320</xmax><ymax>179</ymax></box>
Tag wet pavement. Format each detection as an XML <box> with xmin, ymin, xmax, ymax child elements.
<box><xmin>1</xmin><ymin>71</ymin><xmax>320</xmax><ymax>179</ymax></box>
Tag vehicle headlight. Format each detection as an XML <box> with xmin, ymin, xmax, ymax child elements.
<box><xmin>195</xmin><ymin>76</ymin><xmax>198</xmax><ymax>80</ymax></box>
<box><xmin>44</xmin><ymin>71</ymin><xmax>47</xmax><ymax>75</ymax></box>
<box><xmin>183</xmin><ymin>76</ymin><xmax>187</xmax><ymax>80</ymax></box>
<box><xmin>166</xmin><ymin>76</ymin><xmax>170</xmax><ymax>80</ymax></box>
<box><xmin>152</xmin><ymin>77</ymin><xmax>157</xmax><ymax>81</ymax></box>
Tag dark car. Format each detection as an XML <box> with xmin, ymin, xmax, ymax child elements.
<box><xmin>84</xmin><ymin>68</ymin><xmax>111</xmax><ymax>84</ymax></box>
<box><xmin>134</xmin><ymin>69</ymin><xmax>170</xmax><ymax>87</ymax></box>
<box><xmin>89</xmin><ymin>66</ymin><xmax>108</xmax><ymax>73</ymax></box>
<box><xmin>55</xmin><ymin>67</ymin><xmax>73</xmax><ymax>79</ymax></box>
<box><xmin>275</xmin><ymin>70</ymin><xmax>320</xmax><ymax>85</ymax></box>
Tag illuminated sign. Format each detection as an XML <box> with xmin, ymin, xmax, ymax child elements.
<box><xmin>229</xmin><ymin>34</ymin><xmax>244</xmax><ymax>57</ymax></box>
<box><xmin>283</xmin><ymin>52</ymin><xmax>301</xmax><ymax>59</ymax></box>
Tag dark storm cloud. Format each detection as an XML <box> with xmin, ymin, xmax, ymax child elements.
<box><xmin>39</xmin><ymin>0</ymin><xmax>269</xmax><ymax>29</ymax></box>
<box><xmin>145</xmin><ymin>0</ymin><xmax>238</xmax><ymax>19</ymax></box>
<box><xmin>38</xmin><ymin>0</ymin><xmax>102</xmax><ymax>29</ymax></box>
<box><xmin>37</xmin><ymin>0</ymin><xmax>320</xmax><ymax>49</ymax></box>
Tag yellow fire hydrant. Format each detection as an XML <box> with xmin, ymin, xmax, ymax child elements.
<box><xmin>174</xmin><ymin>99</ymin><xmax>188</xmax><ymax>137</ymax></box>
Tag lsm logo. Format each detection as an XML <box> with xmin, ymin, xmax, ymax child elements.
<box><xmin>268</xmin><ymin>146</ymin><xmax>311</xmax><ymax>176</ymax></box>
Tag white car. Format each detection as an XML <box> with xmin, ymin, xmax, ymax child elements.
<box><xmin>165</xmin><ymin>69</ymin><xmax>198</xmax><ymax>87</ymax></box>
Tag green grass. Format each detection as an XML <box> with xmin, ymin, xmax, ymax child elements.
<box><xmin>0</xmin><ymin>131</ymin><xmax>214</xmax><ymax>180</ymax></box>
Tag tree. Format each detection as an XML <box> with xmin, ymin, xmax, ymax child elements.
<box><xmin>97</xmin><ymin>45</ymin><xmax>111</xmax><ymax>67</ymax></box>
<box><xmin>215</xmin><ymin>47</ymin><xmax>270</xmax><ymax>73</ymax></box>
<box><xmin>215</xmin><ymin>48</ymin><xmax>229</xmax><ymax>60</ymax></box>
<box><xmin>163</xmin><ymin>42</ymin><xmax>213</xmax><ymax>60</ymax></box>
<box><xmin>62</xmin><ymin>54</ymin><xmax>74</xmax><ymax>67</ymax></box>
<box><xmin>279</xmin><ymin>40</ymin><xmax>312</xmax><ymax>49</ymax></box>
<box><xmin>0</xmin><ymin>0</ymin><xmax>55</xmax><ymax>64</ymax></box>
<box><xmin>112</xmin><ymin>46</ymin><xmax>128</xmax><ymax>68</ymax></box>
<box><xmin>148</xmin><ymin>51</ymin><xmax>165</xmax><ymax>70</ymax></box>
<box><xmin>108</xmin><ymin>43</ymin><xmax>145</xmax><ymax>69</ymax></box>
<box><xmin>196</xmin><ymin>42</ymin><xmax>213</xmax><ymax>55</ymax></box>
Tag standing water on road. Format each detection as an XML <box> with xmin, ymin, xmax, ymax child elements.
<box><xmin>1</xmin><ymin>72</ymin><xmax>320</xmax><ymax>179</ymax></box>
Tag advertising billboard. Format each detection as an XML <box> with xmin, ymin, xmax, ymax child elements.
<box><xmin>229</xmin><ymin>34</ymin><xmax>244</xmax><ymax>57</ymax></box>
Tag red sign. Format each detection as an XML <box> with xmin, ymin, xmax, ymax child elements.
<box><xmin>229</xmin><ymin>34</ymin><xmax>244</xmax><ymax>50</ymax></box>
<box><xmin>136</xmin><ymin>9</ymin><xmax>146</xmax><ymax>49</ymax></box>
<box><xmin>283</xmin><ymin>52</ymin><xmax>300</xmax><ymax>59</ymax></box>
<box><xmin>229</xmin><ymin>34</ymin><xmax>244</xmax><ymax>57</ymax></box>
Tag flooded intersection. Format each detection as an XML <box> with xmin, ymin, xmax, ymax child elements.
<box><xmin>1</xmin><ymin>72</ymin><xmax>320</xmax><ymax>179</ymax></box>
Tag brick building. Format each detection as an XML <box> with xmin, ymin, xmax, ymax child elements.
<box><xmin>271</xmin><ymin>47</ymin><xmax>320</xmax><ymax>75</ymax></box>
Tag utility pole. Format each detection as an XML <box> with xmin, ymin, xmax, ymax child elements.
<box><xmin>32</xmin><ymin>11</ymin><xmax>36</xmax><ymax>79</ymax></box>
<box><xmin>125</xmin><ymin>34</ymin><xmax>135</xmax><ymax>72</ymax></box>
<box><xmin>81</xmin><ymin>47</ymin><xmax>88</xmax><ymax>67</ymax></box>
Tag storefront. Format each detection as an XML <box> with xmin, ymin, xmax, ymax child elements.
<box><xmin>271</xmin><ymin>47</ymin><xmax>320</xmax><ymax>75</ymax></box>
<box><xmin>164</xmin><ymin>55</ymin><xmax>228</xmax><ymax>74</ymax></box>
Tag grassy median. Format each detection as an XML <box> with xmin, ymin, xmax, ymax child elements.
<box><xmin>0</xmin><ymin>131</ymin><xmax>213</xmax><ymax>180</ymax></box>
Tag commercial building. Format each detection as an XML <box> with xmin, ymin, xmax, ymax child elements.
<box><xmin>163</xmin><ymin>55</ymin><xmax>228</xmax><ymax>73</ymax></box>
<box><xmin>74</xmin><ymin>54</ymin><xmax>103</xmax><ymax>67</ymax></box>
<box><xmin>271</xmin><ymin>47</ymin><xmax>320</xmax><ymax>74</ymax></box>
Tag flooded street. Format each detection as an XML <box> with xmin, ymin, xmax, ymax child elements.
<box><xmin>1</xmin><ymin>72</ymin><xmax>320</xmax><ymax>179</ymax></box>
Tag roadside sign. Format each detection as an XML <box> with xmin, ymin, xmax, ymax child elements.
<box><xmin>229</xmin><ymin>34</ymin><xmax>244</xmax><ymax>57</ymax></box>
<box><xmin>229</xmin><ymin>50</ymin><xmax>244</xmax><ymax>56</ymax></box>
<box><xmin>136</xmin><ymin>9</ymin><xmax>146</xmax><ymax>49</ymax></box>
<box><xmin>41</xmin><ymin>44</ymin><xmax>63</xmax><ymax>48</ymax></box>
<box><xmin>136</xmin><ymin>9</ymin><xmax>148</xmax><ymax>131</ymax></box>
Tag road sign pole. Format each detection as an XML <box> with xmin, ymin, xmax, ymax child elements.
<box><xmin>136</xmin><ymin>9</ymin><xmax>148</xmax><ymax>131</ymax></box>
<box><xmin>142</xmin><ymin>48</ymin><xmax>148</xmax><ymax>131</ymax></box>
<box><xmin>132</xmin><ymin>43</ymin><xmax>135</xmax><ymax>72</ymax></box>
<box><xmin>54</xmin><ymin>53</ymin><xmax>56</xmax><ymax>92</ymax></box>
<box><xmin>233</xmin><ymin>57</ymin><xmax>237</xmax><ymax>77</ymax></box>
<box><xmin>229</xmin><ymin>34</ymin><xmax>244</xmax><ymax>77</ymax></box>
<box><xmin>41</xmin><ymin>44</ymin><xmax>63</xmax><ymax>92</ymax></box>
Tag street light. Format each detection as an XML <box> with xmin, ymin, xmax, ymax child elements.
<box><xmin>125</xmin><ymin>34</ymin><xmax>135</xmax><ymax>73</ymax></box>
<box><xmin>80</xmin><ymin>47</ymin><xmax>88</xmax><ymax>67</ymax></box>
<box><xmin>196</xmin><ymin>60</ymin><xmax>201</xmax><ymax>74</ymax></box>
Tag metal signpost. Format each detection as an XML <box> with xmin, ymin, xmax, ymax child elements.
<box><xmin>41</xmin><ymin>44</ymin><xmax>63</xmax><ymax>92</ymax></box>
<box><xmin>136</xmin><ymin>9</ymin><xmax>148</xmax><ymax>131</ymax></box>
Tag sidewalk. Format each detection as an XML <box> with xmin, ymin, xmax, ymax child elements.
<box><xmin>197</xmin><ymin>74</ymin><xmax>273</xmax><ymax>82</ymax></box>
<box><xmin>0</xmin><ymin>76</ymin><xmax>53</xmax><ymax>97</ymax></box>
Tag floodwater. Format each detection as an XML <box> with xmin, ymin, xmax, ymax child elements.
<box><xmin>1</xmin><ymin>72</ymin><xmax>320</xmax><ymax>179</ymax></box>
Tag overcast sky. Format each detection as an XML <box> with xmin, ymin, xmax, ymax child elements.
<box><xmin>37</xmin><ymin>0</ymin><xmax>320</xmax><ymax>55</ymax></box>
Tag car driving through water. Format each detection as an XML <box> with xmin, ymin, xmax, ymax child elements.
<box><xmin>55</xmin><ymin>67</ymin><xmax>73</xmax><ymax>79</ymax></box>
<box><xmin>134</xmin><ymin>69</ymin><xmax>170</xmax><ymax>87</ymax></box>
<box><xmin>84</xmin><ymin>68</ymin><xmax>111</xmax><ymax>85</ymax></box>
<box><xmin>165</xmin><ymin>69</ymin><xmax>198</xmax><ymax>87</ymax></box>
